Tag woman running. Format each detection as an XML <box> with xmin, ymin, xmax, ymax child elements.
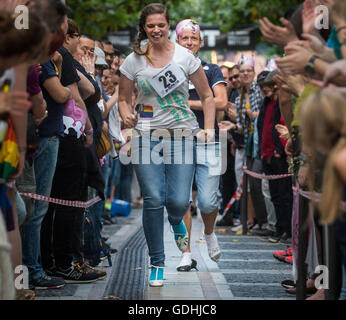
<box><xmin>117</xmin><ymin>3</ymin><xmax>215</xmax><ymax>287</ymax></box>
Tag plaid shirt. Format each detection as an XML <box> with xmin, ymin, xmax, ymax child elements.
<box><xmin>235</xmin><ymin>82</ymin><xmax>263</xmax><ymax>146</ymax></box>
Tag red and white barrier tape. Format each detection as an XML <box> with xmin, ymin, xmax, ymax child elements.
<box><xmin>18</xmin><ymin>192</ymin><xmax>101</xmax><ymax>209</ymax></box>
<box><xmin>292</xmin><ymin>186</ymin><xmax>346</xmax><ymax>212</ymax></box>
<box><xmin>222</xmin><ymin>182</ymin><xmax>243</xmax><ymax>216</ymax></box>
<box><xmin>243</xmin><ymin>166</ymin><xmax>293</xmax><ymax>180</ymax></box>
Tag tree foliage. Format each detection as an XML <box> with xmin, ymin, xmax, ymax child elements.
<box><xmin>67</xmin><ymin>0</ymin><xmax>301</xmax><ymax>39</ymax></box>
<box><xmin>67</xmin><ymin>0</ymin><xmax>185</xmax><ymax>39</ymax></box>
<box><xmin>200</xmin><ymin>0</ymin><xmax>302</xmax><ymax>31</ymax></box>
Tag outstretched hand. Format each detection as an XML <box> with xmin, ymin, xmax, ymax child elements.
<box><xmin>259</xmin><ymin>17</ymin><xmax>298</xmax><ymax>47</ymax></box>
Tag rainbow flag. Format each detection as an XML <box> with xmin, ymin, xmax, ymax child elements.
<box><xmin>0</xmin><ymin>119</ymin><xmax>19</xmax><ymax>180</ymax></box>
<box><xmin>140</xmin><ymin>106</ymin><xmax>153</xmax><ymax>118</ymax></box>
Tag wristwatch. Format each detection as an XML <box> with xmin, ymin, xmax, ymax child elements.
<box><xmin>304</xmin><ymin>55</ymin><xmax>319</xmax><ymax>76</ymax></box>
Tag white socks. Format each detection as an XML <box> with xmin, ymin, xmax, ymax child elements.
<box><xmin>177</xmin><ymin>252</ymin><xmax>192</xmax><ymax>268</ymax></box>
<box><xmin>205</xmin><ymin>232</ymin><xmax>221</xmax><ymax>262</ymax></box>
<box><xmin>205</xmin><ymin>232</ymin><xmax>218</xmax><ymax>248</ymax></box>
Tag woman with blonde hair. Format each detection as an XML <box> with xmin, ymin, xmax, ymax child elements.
<box><xmin>300</xmin><ymin>89</ymin><xmax>346</xmax><ymax>299</ymax></box>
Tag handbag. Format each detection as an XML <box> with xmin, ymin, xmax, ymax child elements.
<box><xmin>97</xmin><ymin>125</ymin><xmax>112</xmax><ymax>158</ymax></box>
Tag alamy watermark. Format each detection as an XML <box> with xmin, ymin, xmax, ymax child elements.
<box><xmin>13</xmin><ymin>5</ymin><xmax>29</xmax><ymax>30</ymax></box>
<box><xmin>14</xmin><ymin>265</ymin><xmax>29</xmax><ymax>290</ymax></box>
<box><xmin>117</xmin><ymin>129</ymin><xmax>228</xmax><ymax>176</ymax></box>
<box><xmin>315</xmin><ymin>5</ymin><xmax>329</xmax><ymax>30</ymax></box>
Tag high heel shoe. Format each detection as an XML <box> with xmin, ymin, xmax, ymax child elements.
<box><xmin>149</xmin><ymin>266</ymin><xmax>164</xmax><ymax>287</ymax></box>
<box><xmin>177</xmin><ymin>259</ymin><xmax>198</xmax><ymax>272</ymax></box>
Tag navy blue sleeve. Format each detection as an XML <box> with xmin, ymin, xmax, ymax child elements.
<box><xmin>39</xmin><ymin>61</ymin><xmax>58</xmax><ymax>85</ymax></box>
<box><xmin>209</xmin><ymin>64</ymin><xmax>227</xmax><ymax>89</ymax></box>
<box><xmin>58</xmin><ymin>47</ymin><xmax>80</xmax><ymax>87</ymax></box>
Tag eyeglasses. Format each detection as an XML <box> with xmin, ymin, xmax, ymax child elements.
<box><xmin>239</xmin><ymin>69</ymin><xmax>254</xmax><ymax>74</ymax></box>
<box><xmin>69</xmin><ymin>33</ymin><xmax>81</xmax><ymax>40</ymax></box>
<box><xmin>229</xmin><ymin>74</ymin><xmax>240</xmax><ymax>81</ymax></box>
<box><xmin>104</xmin><ymin>51</ymin><xmax>116</xmax><ymax>58</ymax></box>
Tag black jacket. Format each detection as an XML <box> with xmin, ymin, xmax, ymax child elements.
<box><xmin>257</xmin><ymin>97</ymin><xmax>285</xmax><ymax>157</ymax></box>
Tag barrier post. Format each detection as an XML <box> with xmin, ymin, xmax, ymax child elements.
<box><xmin>323</xmin><ymin>225</ymin><xmax>338</xmax><ymax>300</ymax></box>
<box><xmin>296</xmin><ymin>194</ymin><xmax>308</xmax><ymax>300</ymax></box>
<box><xmin>241</xmin><ymin>172</ymin><xmax>248</xmax><ymax>235</ymax></box>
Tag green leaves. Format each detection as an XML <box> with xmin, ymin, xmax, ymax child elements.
<box><xmin>67</xmin><ymin>0</ymin><xmax>301</xmax><ymax>41</ymax></box>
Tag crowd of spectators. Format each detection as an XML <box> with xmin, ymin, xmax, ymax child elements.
<box><xmin>216</xmin><ymin>0</ymin><xmax>346</xmax><ymax>300</ymax></box>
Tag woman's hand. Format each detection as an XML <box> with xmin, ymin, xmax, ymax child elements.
<box><xmin>122</xmin><ymin>113</ymin><xmax>138</xmax><ymax>129</ymax></box>
<box><xmin>218</xmin><ymin>120</ymin><xmax>235</xmax><ymax>131</ymax></box>
<box><xmin>276</xmin><ymin>44</ymin><xmax>313</xmax><ymax>75</ymax></box>
<box><xmin>323</xmin><ymin>59</ymin><xmax>346</xmax><ymax>87</ymax></box>
<box><xmin>275</xmin><ymin>124</ymin><xmax>290</xmax><ymax>140</ymax></box>
<box><xmin>259</xmin><ymin>17</ymin><xmax>298</xmax><ymax>47</ymax></box>
<box><xmin>196</xmin><ymin>129</ymin><xmax>215</xmax><ymax>143</ymax></box>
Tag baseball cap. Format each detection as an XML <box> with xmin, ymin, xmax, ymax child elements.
<box><xmin>94</xmin><ymin>46</ymin><xmax>108</xmax><ymax>67</ymax></box>
<box><xmin>263</xmin><ymin>70</ymin><xmax>280</xmax><ymax>85</ymax></box>
<box><xmin>257</xmin><ymin>70</ymin><xmax>270</xmax><ymax>86</ymax></box>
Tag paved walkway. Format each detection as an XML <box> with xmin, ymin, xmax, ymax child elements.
<box><xmin>146</xmin><ymin>213</ymin><xmax>295</xmax><ymax>300</ymax></box>
<box><xmin>36</xmin><ymin>210</ymin><xmax>295</xmax><ymax>300</ymax></box>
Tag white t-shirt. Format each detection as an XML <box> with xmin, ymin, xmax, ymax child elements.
<box><xmin>120</xmin><ymin>42</ymin><xmax>201</xmax><ymax>131</ymax></box>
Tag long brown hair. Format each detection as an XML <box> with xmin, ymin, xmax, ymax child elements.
<box><xmin>133</xmin><ymin>3</ymin><xmax>170</xmax><ymax>59</ymax></box>
<box><xmin>300</xmin><ymin>91</ymin><xmax>346</xmax><ymax>224</ymax></box>
<box><xmin>0</xmin><ymin>10</ymin><xmax>50</xmax><ymax>62</ymax></box>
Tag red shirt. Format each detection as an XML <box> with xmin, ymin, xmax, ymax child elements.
<box><xmin>261</xmin><ymin>99</ymin><xmax>276</xmax><ymax>159</ymax></box>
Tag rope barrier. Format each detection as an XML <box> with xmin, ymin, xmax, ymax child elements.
<box><xmin>18</xmin><ymin>192</ymin><xmax>101</xmax><ymax>209</ymax></box>
<box><xmin>293</xmin><ymin>186</ymin><xmax>346</xmax><ymax>212</ymax></box>
<box><xmin>222</xmin><ymin>166</ymin><xmax>346</xmax><ymax>215</ymax></box>
<box><xmin>243</xmin><ymin>166</ymin><xmax>293</xmax><ymax>180</ymax></box>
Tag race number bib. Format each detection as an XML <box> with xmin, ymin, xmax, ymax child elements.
<box><xmin>149</xmin><ymin>62</ymin><xmax>185</xmax><ymax>98</ymax></box>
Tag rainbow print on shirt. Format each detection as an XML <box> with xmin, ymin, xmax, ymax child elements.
<box><xmin>140</xmin><ymin>105</ymin><xmax>154</xmax><ymax>118</ymax></box>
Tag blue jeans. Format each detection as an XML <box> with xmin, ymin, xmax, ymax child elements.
<box><xmin>195</xmin><ymin>142</ymin><xmax>221</xmax><ymax>214</ymax></box>
<box><xmin>132</xmin><ymin>135</ymin><xmax>195</xmax><ymax>266</ymax></box>
<box><xmin>21</xmin><ymin>136</ymin><xmax>59</xmax><ymax>281</ymax></box>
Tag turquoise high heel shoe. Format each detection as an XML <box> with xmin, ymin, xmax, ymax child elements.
<box><xmin>149</xmin><ymin>266</ymin><xmax>164</xmax><ymax>287</ymax></box>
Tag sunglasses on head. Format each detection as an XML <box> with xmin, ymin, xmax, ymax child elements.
<box><xmin>229</xmin><ymin>74</ymin><xmax>240</xmax><ymax>81</ymax></box>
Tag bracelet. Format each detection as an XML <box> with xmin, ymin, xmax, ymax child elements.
<box><xmin>336</xmin><ymin>26</ymin><xmax>346</xmax><ymax>34</ymax></box>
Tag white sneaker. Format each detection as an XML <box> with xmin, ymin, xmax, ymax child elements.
<box><xmin>233</xmin><ymin>218</ymin><xmax>241</xmax><ymax>226</ymax></box>
<box><xmin>231</xmin><ymin>224</ymin><xmax>242</xmax><ymax>232</ymax></box>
